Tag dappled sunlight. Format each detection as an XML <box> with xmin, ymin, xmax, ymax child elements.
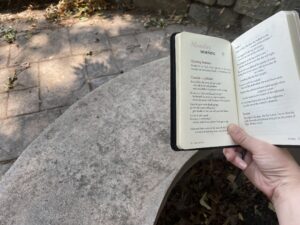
<box><xmin>0</xmin><ymin>117</ymin><xmax>21</xmax><ymax>138</ymax></box>
<box><xmin>39</xmin><ymin>55</ymin><xmax>89</xmax><ymax>110</ymax></box>
<box><xmin>99</xmin><ymin>13</ymin><xmax>144</xmax><ymax>37</ymax></box>
<box><xmin>68</xmin><ymin>23</ymin><xmax>109</xmax><ymax>55</ymax></box>
<box><xmin>0</xmin><ymin>117</ymin><xmax>23</xmax><ymax>160</ymax></box>
<box><xmin>0</xmin><ymin>45</ymin><xmax>9</xmax><ymax>67</ymax></box>
<box><xmin>0</xmin><ymin>107</ymin><xmax>64</xmax><ymax>161</ymax></box>
<box><xmin>10</xmin><ymin>28</ymin><xmax>71</xmax><ymax>65</ymax></box>
<box><xmin>29</xmin><ymin>32</ymin><xmax>49</xmax><ymax>47</ymax></box>
<box><xmin>85</xmin><ymin>51</ymin><xmax>120</xmax><ymax>78</ymax></box>
<box><xmin>0</xmin><ymin>8</ymin><xmax>171</xmax><ymax>177</ymax></box>
<box><xmin>40</xmin><ymin>58</ymin><xmax>83</xmax><ymax>90</ymax></box>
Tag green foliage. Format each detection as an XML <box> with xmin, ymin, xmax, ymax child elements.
<box><xmin>143</xmin><ymin>17</ymin><xmax>166</xmax><ymax>28</ymax></box>
<box><xmin>0</xmin><ymin>26</ymin><xmax>17</xmax><ymax>43</ymax></box>
<box><xmin>45</xmin><ymin>0</ymin><xmax>132</xmax><ymax>20</ymax></box>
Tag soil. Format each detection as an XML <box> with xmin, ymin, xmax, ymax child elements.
<box><xmin>156</xmin><ymin>156</ymin><xmax>278</xmax><ymax>225</ymax></box>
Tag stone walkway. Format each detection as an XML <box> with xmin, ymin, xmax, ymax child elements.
<box><xmin>0</xmin><ymin>10</ymin><xmax>241</xmax><ymax>178</ymax></box>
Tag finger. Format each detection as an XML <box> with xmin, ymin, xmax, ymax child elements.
<box><xmin>243</xmin><ymin>151</ymin><xmax>252</xmax><ymax>165</ymax></box>
<box><xmin>235</xmin><ymin>147</ymin><xmax>247</xmax><ymax>159</ymax></box>
<box><xmin>232</xmin><ymin>147</ymin><xmax>252</xmax><ymax>165</ymax></box>
<box><xmin>223</xmin><ymin>148</ymin><xmax>247</xmax><ymax>170</ymax></box>
<box><xmin>227</xmin><ymin>124</ymin><xmax>273</xmax><ymax>155</ymax></box>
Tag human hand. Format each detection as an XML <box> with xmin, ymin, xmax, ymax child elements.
<box><xmin>223</xmin><ymin>124</ymin><xmax>300</xmax><ymax>203</ymax></box>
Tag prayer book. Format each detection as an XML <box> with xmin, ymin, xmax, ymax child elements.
<box><xmin>171</xmin><ymin>11</ymin><xmax>300</xmax><ymax>150</ymax></box>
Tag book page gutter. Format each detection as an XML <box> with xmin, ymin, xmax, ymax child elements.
<box><xmin>232</xmin><ymin>13</ymin><xmax>300</xmax><ymax>145</ymax></box>
<box><xmin>178</xmin><ymin>33</ymin><xmax>238</xmax><ymax>149</ymax></box>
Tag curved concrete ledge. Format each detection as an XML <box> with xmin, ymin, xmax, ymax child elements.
<box><xmin>0</xmin><ymin>57</ymin><xmax>217</xmax><ymax>225</ymax></box>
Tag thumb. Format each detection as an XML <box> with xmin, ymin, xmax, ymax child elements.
<box><xmin>227</xmin><ymin>124</ymin><xmax>271</xmax><ymax>155</ymax></box>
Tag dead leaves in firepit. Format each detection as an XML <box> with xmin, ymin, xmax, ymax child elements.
<box><xmin>156</xmin><ymin>157</ymin><xmax>278</xmax><ymax>225</ymax></box>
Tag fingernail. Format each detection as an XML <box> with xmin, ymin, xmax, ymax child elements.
<box><xmin>227</xmin><ymin>124</ymin><xmax>238</xmax><ymax>133</ymax></box>
<box><xmin>223</xmin><ymin>148</ymin><xmax>228</xmax><ymax>157</ymax></box>
<box><xmin>239</xmin><ymin>160</ymin><xmax>247</xmax><ymax>170</ymax></box>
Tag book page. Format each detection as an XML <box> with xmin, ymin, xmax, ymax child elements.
<box><xmin>176</xmin><ymin>32</ymin><xmax>238</xmax><ymax>149</ymax></box>
<box><xmin>232</xmin><ymin>11</ymin><xmax>300</xmax><ymax>145</ymax></box>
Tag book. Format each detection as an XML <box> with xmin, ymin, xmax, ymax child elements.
<box><xmin>170</xmin><ymin>11</ymin><xmax>300</xmax><ymax>151</ymax></box>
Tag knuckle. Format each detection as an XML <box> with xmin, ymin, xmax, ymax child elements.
<box><xmin>234</xmin><ymin>129</ymin><xmax>248</xmax><ymax>145</ymax></box>
<box><xmin>227</xmin><ymin>154</ymin><xmax>235</xmax><ymax>161</ymax></box>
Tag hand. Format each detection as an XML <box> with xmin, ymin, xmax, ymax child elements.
<box><xmin>223</xmin><ymin>124</ymin><xmax>300</xmax><ymax>201</ymax></box>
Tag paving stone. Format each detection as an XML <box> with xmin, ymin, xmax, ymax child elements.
<box><xmin>0</xmin><ymin>63</ymin><xmax>39</xmax><ymax>93</ymax></box>
<box><xmin>0</xmin><ymin>68</ymin><xmax>15</xmax><ymax>93</ymax></box>
<box><xmin>195</xmin><ymin>0</ymin><xmax>216</xmax><ymax>6</ymax></box>
<box><xmin>0</xmin><ymin>45</ymin><xmax>9</xmax><ymax>68</ymax></box>
<box><xmin>69</xmin><ymin>21</ymin><xmax>110</xmax><ymax>55</ymax></box>
<box><xmin>85</xmin><ymin>51</ymin><xmax>120</xmax><ymax>79</ymax></box>
<box><xmin>39</xmin><ymin>56</ymin><xmax>89</xmax><ymax>110</ymax></box>
<box><xmin>0</xmin><ymin>108</ymin><xmax>64</xmax><ymax>161</ymax></box>
<box><xmin>135</xmin><ymin>30</ymin><xmax>169</xmax><ymax>62</ymax></box>
<box><xmin>0</xmin><ymin>92</ymin><xmax>7</xmax><ymax>119</ymax></box>
<box><xmin>7</xmin><ymin>87</ymin><xmax>39</xmax><ymax>117</ymax></box>
<box><xmin>0</xmin><ymin>161</ymin><xmax>14</xmax><ymax>181</ymax></box>
<box><xmin>110</xmin><ymin>34</ymin><xmax>145</xmax><ymax>72</ymax></box>
<box><xmin>0</xmin><ymin>39</ymin><xmax>7</xmax><ymax>47</ymax></box>
<box><xmin>0</xmin><ymin>57</ymin><xmax>216</xmax><ymax>225</ymax></box>
<box><xmin>9</xmin><ymin>28</ymin><xmax>71</xmax><ymax>66</ymax></box>
<box><xmin>89</xmin><ymin>75</ymin><xmax>119</xmax><ymax>90</ymax></box>
<box><xmin>234</xmin><ymin>0</ymin><xmax>281</xmax><ymax>20</ymax></box>
<box><xmin>100</xmin><ymin>14</ymin><xmax>146</xmax><ymax>37</ymax></box>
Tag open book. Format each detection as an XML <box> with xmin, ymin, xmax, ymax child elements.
<box><xmin>171</xmin><ymin>11</ymin><xmax>300</xmax><ymax>151</ymax></box>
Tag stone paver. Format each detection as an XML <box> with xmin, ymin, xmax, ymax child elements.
<box><xmin>0</xmin><ymin>107</ymin><xmax>64</xmax><ymax>161</ymax></box>
<box><xmin>0</xmin><ymin>12</ymin><xmax>230</xmax><ymax>179</ymax></box>
<box><xmin>110</xmin><ymin>34</ymin><xmax>144</xmax><ymax>72</ymax></box>
<box><xmin>7</xmin><ymin>87</ymin><xmax>39</xmax><ymax>117</ymax></box>
<box><xmin>0</xmin><ymin>63</ymin><xmax>39</xmax><ymax>93</ymax></box>
<box><xmin>135</xmin><ymin>30</ymin><xmax>169</xmax><ymax>61</ymax></box>
<box><xmin>100</xmin><ymin>14</ymin><xmax>146</xmax><ymax>37</ymax></box>
<box><xmin>39</xmin><ymin>56</ymin><xmax>88</xmax><ymax>110</ymax></box>
<box><xmin>10</xmin><ymin>28</ymin><xmax>71</xmax><ymax>65</ymax></box>
<box><xmin>89</xmin><ymin>75</ymin><xmax>119</xmax><ymax>90</ymax></box>
<box><xmin>69</xmin><ymin>21</ymin><xmax>110</xmax><ymax>55</ymax></box>
<box><xmin>0</xmin><ymin>19</ymin><xmax>216</xmax><ymax>178</ymax></box>
<box><xmin>0</xmin><ymin>92</ymin><xmax>7</xmax><ymax>119</ymax></box>
<box><xmin>0</xmin><ymin>45</ymin><xmax>9</xmax><ymax>68</ymax></box>
<box><xmin>85</xmin><ymin>50</ymin><xmax>120</xmax><ymax>79</ymax></box>
<box><xmin>0</xmin><ymin>161</ymin><xmax>13</xmax><ymax>181</ymax></box>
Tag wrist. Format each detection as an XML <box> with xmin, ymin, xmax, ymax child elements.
<box><xmin>272</xmin><ymin>165</ymin><xmax>300</xmax><ymax>202</ymax></box>
<box><xmin>272</xmin><ymin>181</ymin><xmax>300</xmax><ymax>205</ymax></box>
<box><xmin>271</xmin><ymin>167</ymin><xmax>300</xmax><ymax>225</ymax></box>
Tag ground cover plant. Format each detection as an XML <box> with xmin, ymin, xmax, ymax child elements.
<box><xmin>156</xmin><ymin>156</ymin><xmax>278</xmax><ymax>225</ymax></box>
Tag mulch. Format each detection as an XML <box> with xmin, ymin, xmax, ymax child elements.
<box><xmin>156</xmin><ymin>155</ymin><xmax>278</xmax><ymax>225</ymax></box>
